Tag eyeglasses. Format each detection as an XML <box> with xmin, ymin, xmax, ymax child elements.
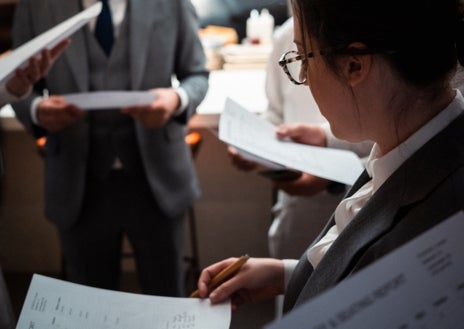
<box><xmin>279</xmin><ymin>48</ymin><xmax>381</xmax><ymax>85</ymax></box>
<box><xmin>278</xmin><ymin>50</ymin><xmax>319</xmax><ymax>85</ymax></box>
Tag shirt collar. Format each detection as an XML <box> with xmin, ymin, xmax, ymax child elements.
<box><xmin>366</xmin><ymin>89</ymin><xmax>464</xmax><ymax>192</ymax></box>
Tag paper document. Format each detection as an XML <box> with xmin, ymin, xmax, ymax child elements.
<box><xmin>219</xmin><ymin>98</ymin><xmax>363</xmax><ymax>185</ymax></box>
<box><xmin>16</xmin><ymin>274</ymin><xmax>231</xmax><ymax>329</ymax></box>
<box><xmin>63</xmin><ymin>91</ymin><xmax>156</xmax><ymax>110</ymax></box>
<box><xmin>265</xmin><ymin>211</ymin><xmax>464</xmax><ymax>329</ymax></box>
<box><xmin>0</xmin><ymin>3</ymin><xmax>102</xmax><ymax>85</ymax></box>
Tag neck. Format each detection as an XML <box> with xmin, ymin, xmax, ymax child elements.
<box><xmin>374</xmin><ymin>87</ymin><xmax>455</xmax><ymax>155</ymax></box>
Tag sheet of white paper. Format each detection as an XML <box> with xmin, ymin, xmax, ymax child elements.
<box><xmin>0</xmin><ymin>3</ymin><xmax>102</xmax><ymax>85</ymax></box>
<box><xmin>219</xmin><ymin>98</ymin><xmax>363</xmax><ymax>185</ymax></box>
<box><xmin>265</xmin><ymin>211</ymin><xmax>464</xmax><ymax>329</ymax></box>
<box><xmin>63</xmin><ymin>91</ymin><xmax>156</xmax><ymax>110</ymax></box>
<box><xmin>235</xmin><ymin>147</ymin><xmax>285</xmax><ymax>170</ymax></box>
<box><xmin>16</xmin><ymin>274</ymin><xmax>231</xmax><ymax>329</ymax></box>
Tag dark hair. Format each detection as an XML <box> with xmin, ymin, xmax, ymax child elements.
<box><xmin>292</xmin><ymin>0</ymin><xmax>463</xmax><ymax>87</ymax></box>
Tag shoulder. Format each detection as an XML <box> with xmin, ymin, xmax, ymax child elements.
<box><xmin>273</xmin><ymin>17</ymin><xmax>295</xmax><ymax>50</ymax></box>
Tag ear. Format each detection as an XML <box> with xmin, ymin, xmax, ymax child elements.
<box><xmin>341</xmin><ymin>42</ymin><xmax>372</xmax><ymax>87</ymax></box>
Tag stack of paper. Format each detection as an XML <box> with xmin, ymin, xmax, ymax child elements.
<box><xmin>220</xmin><ymin>44</ymin><xmax>272</xmax><ymax>70</ymax></box>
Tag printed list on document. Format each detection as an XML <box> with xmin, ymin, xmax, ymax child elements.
<box><xmin>16</xmin><ymin>274</ymin><xmax>231</xmax><ymax>329</ymax></box>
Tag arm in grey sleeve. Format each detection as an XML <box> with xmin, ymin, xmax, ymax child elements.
<box><xmin>173</xmin><ymin>0</ymin><xmax>209</xmax><ymax>123</ymax></box>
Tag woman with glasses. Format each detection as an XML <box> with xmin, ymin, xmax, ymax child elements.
<box><xmin>195</xmin><ymin>0</ymin><xmax>464</xmax><ymax>315</ymax></box>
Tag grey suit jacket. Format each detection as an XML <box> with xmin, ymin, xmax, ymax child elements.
<box><xmin>11</xmin><ymin>0</ymin><xmax>209</xmax><ymax>230</ymax></box>
<box><xmin>285</xmin><ymin>112</ymin><xmax>464</xmax><ymax>312</ymax></box>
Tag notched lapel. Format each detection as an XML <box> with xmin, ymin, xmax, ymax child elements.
<box><xmin>130</xmin><ymin>0</ymin><xmax>166</xmax><ymax>89</ymax></box>
<box><xmin>297</xmin><ymin>178</ymin><xmax>404</xmax><ymax>304</ymax></box>
<box><xmin>50</xmin><ymin>0</ymin><xmax>89</xmax><ymax>92</ymax></box>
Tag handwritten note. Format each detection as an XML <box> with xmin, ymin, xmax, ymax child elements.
<box><xmin>219</xmin><ymin>98</ymin><xmax>364</xmax><ymax>185</ymax></box>
<box><xmin>16</xmin><ymin>275</ymin><xmax>231</xmax><ymax>329</ymax></box>
<box><xmin>265</xmin><ymin>211</ymin><xmax>464</xmax><ymax>329</ymax></box>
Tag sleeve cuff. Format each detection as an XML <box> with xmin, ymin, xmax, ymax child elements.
<box><xmin>0</xmin><ymin>82</ymin><xmax>32</xmax><ymax>105</ymax></box>
<box><xmin>321</xmin><ymin>123</ymin><xmax>339</xmax><ymax>149</ymax></box>
<box><xmin>31</xmin><ymin>96</ymin><xmax>43</xmax><ymax>125</ymax></box>
<box><xmin>173</xmin><ymin>87</ymin><xmax>189</xmax><ymax>116</ymax></box>
<box><xmin>282</xmin><ymin>259</ymin><xmax>299</xmax><ymax>291</ymax></box>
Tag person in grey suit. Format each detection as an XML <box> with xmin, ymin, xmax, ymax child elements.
<box><xmin>0</xmin><ymin>41</ymin><xmax>69</xmax><ymax>329</ymax></box>
<box><xmin>12</xmin><ymin>0</ymin><xmax>208</xmax><ymax>297</ymax></box>
<box><xmin>194</xmin><ymin>0</ymin><xmax>464</xmax><ymax>316</ymax></box>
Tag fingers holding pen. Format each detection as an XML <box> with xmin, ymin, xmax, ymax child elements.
<box><xmin>197</xmin><ymin>257</ymin><xmax>285</xmax><ymax>310</ymax></box>
<box><xmin>196</xmin><ymin>257</ymin><xmax>239</xmax><ymax>299</ymax></box>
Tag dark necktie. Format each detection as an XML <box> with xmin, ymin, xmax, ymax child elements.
<box><xmin>94</xmin><ymin>0</ymin><xmax>114</xmax><ymax>56</ymax></box>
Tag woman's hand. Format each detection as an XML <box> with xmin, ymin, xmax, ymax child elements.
<box><xmin>196</xmin><ymin>257</ymin><xmax>285</xmax><ymax>311</ymax></box>
<box><xmin>276</xmin><ymin>123</ymin><xmax>327</xmax><ymax>147</ymax></box>
<box><xmin>6</xmin><ymin>39</ymin><xmax>70</xmax><ymax>98</ymax></box>
<box><xmin>227</xmin><ymin>146</ymin><xmax>258</xmax><ymax>171</ymax></box>
<box><xmin>272</xmin><ymin>173</ymin><xmax>330</xmax><ymax>196</ymax></box>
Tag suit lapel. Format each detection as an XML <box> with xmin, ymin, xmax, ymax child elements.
<box><xmin>283</xmin><ymin>170</ymin><xmax>371</xmax><ymax>312</ymax></box>
<box><xmin>294</xmin><ymin>113</ymin><xmax>464</xmax><ymax>307</ymax></box>
<box><xmin>129</xmin><ymin>0</ymin><xmax>165</xmax><ymax>89</ymax></box>
<box><xmin>297</xmin><ymin>178</ymin><xmax>404</xmax><ymax>303</ymax></box>
<box><xmin>50</xmin><ymin>0</ymin><xmax>89</xmax><ymax>92</ymax></box>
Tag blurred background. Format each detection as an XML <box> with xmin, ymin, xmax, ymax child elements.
<box><xmin>0</xmin><ymin>1</ymin><xmax>291</xmax><ymax>328</ymax></box>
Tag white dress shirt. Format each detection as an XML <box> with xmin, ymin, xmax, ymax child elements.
<box><xmin>0</xmin><ymin>82</ymin><xmax>28</xmax><ymax>107</ymax></box>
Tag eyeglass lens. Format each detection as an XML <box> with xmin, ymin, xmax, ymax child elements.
<box><xmin>286</xmin><ymin>59</ymin><xmax>305</xmax><ymax>83</ymax></box>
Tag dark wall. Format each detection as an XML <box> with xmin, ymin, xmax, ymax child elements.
<box><xmin>0</xmin><ymin>3</ymin><xmax>15</xmax><ymax>53</ymax></box>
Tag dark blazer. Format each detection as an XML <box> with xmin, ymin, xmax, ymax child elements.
<box><xmin>285</xmin><ymin>111</ymin><xmax>464</xmax><ymax>312</ymax></box>
<box><xmin>11</xmin><ymin>0</ymin><xmax>209</xmax><ymax>230</ymax></box>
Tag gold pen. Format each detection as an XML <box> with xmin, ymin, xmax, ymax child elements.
<box><xmin>190</xmin><ymin>254</ymin><xmax>250</xmax><ymax>298</ymax></box>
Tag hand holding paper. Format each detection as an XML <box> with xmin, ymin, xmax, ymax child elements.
<box><xmin>0</xmin><ymin>3</ymin><xmax>102</xmax><ymax>85</ymax></box>
<box><xmin>37</xmin><ymin>96</ymin><xmax>84</xmax><ymax>133</ymax></box>
<box><xmin>219</xmin><ymin>98</ymin><xmax>364</xmax><ymax>185</ymax></box>
<box><xmin>120</xmin><ymin>88</ymin><xmax>180</xmax><ymax>129</ymax></box>
<box><xmin>6</xmin><ymin>40</ymin><xmax>70</xmax><ymax>98</ymax></box>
